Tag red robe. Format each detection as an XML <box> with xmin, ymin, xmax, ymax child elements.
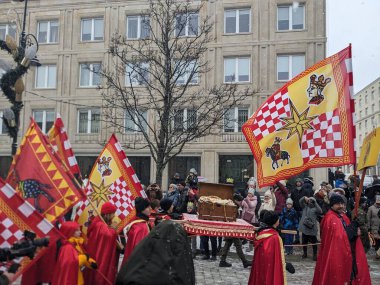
<box><xmin>84</xmin><ymin>216</ymin><xmax>119</xmax><ymax>285</ymax></box>
<box><xmin>121</xmin><ymin>218</ymin><xmax>150</xmax><ymax>265</ymax></box>
<box><xmin>248</xmin><ymin>228</ymin><xmax>286</xmax><ymax>285</ymax></box>
<box><xmin>312</xmin><ymin>210</ymin><xmax>371</xmax><ymax>285</ymax></box>
<box><xmin>51</xmin><ymin>242</ymin><xmax>79</xmax><ymax>285</ymax></box>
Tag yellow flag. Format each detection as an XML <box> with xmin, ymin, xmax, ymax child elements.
<box><xmin>357</xmin><ymin>127</ymin><xmax>380</xmax><ymax>171</ymax></box>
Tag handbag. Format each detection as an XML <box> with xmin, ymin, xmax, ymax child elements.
<box><xmin>303</xmin><ymin>207</ymin><xmax>315</xmax><ymax>229</ymax></box>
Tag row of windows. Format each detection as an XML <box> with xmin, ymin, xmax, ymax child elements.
<box><xmin>2</xmin><ymin>54</ymin><xmax>305</xmax><ymax>89</ymax></box>
<box><xmin>0</xmin><ymin>5</ymin><xmax>305</xmax><ymax>43</ymax></box>
<box><xmin>0</xmin><ymin>108</ymin><xmax>249</xmax><ymax>135</ymax></box>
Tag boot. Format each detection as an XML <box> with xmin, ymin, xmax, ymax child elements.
<box><xmin>210</xmin><ymin>255</ymin><xmax>217</xmax><ymax>261</ymax></box>
<box><xmin>219</xmin><ymin>260</ymin><xmax>232</xmax><ymax>267</ymax></box>
<box><xmin>243</xmin><ymin>260</ymin><xmax>251</xmax><ymax>268</ymax></box>
<box><xmin>202</xmin><ymin>255</ymin><xmax>210</xmax><ymax>260</ymax></box>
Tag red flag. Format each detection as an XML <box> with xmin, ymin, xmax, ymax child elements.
<box><xmin>0</xmin><ymin>178</ymin><xmax>62</xmax><ymax>282</ymax></box>
<box><xmin>47</xmin><ymin>114</ymin><xmax>82</xmax><ymax>180</ymax></box>
<box><xmin>6</xmin><ymin>119</ymin><xmax>85</xmax><ymax>222</ymax></box>
<box><xmin>243</xmin><ymin>46</ymin><xmax>355</xmax><ymax>187</ymax></box>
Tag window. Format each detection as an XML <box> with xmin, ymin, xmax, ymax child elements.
<box><xmin>176</xmin><ymin>60</ymin><xmax>198</xmax><ymax>85</ymax></box>
<box><xmin>127</xmin><ymin>15</ymin><xmax>150</xmax><ymax>39</ymax></box>
<box><xmin>371</xmin><ymin>90</ymin><xmax>375</xmax><ymax>100</ymax></box>
<box><xmin>33</xmin><ymin>110</ymin><xmax>55</xmax><ymax>134</ymax></box>
<box><xmin>372</xmin><ymin>104</ymin><xmax>375</xmax><ymax>113</ymax></box>
<box><xmin>126</xmin><ymin>62</ymin><xmax>149</xmax><ymax>86</ymax></box>
<box><xmin>224</xmin><ymin>57</ymin><xmax>250</xmax><ymax>83</ymax></box>
<box><xmin>173</xmin><ymin>109</ymin><xmax>197</xmax><ymax>132</ymax></box>
<box><xmin>37</xmin><ymin>20</ymin><xmax>58</xmax><ymax>43</ymax></box>
<box><xmin>175</xmin><ymin>13</ymin><xmax>198</xmax><ymax>36</ymax></box>
<box><xmin>0</xmin><ymin>110</ymin><xmax>8</xmax><ymax>135</ymax></box>
<box><xmin>277</xmin><ymin>54</ymin><xmax>305</xmax><ymax>81</ymax></box>
<box><xmin>0</xmin><ymin>23</ymin><xmax>16</xmax><ymax>40</ymax></box>
<box><xmin>35</xmin><ymin>65</ymin><xmax>57</xmax><ymax>88</ymax></box>
<box><xmin>224</xmin><ymin>9</ymin><xmax>250</xmax><ymax>34</ymax></box>
<box><xmin>80</xmin><ymin>63</ymin><xmax>101</xmax><ymax>87</ymax></box>
<box><xmin>277</xmin><ymin>5</ymin><xmax>305</xmax><ymax>31</ymax></box>
<box><xmin>81</xmin><ymin>18</ymin><xmax>103</xmax><ymax>41</ymax></box>
<box><xmin>78</xmin><ymin>109</ymin><xmax>100</xmax><ymax>134</ymax></box>
<box><xmin>125</xmin><ymin>110</ymin><xmax>148</xmax><ymax>132</ymax></box>
<box><xmin>365</xmin><ymin>108</ymin><xmax>368</xmax><ymax>116</ymax></box>
<box><xmin>224</xmin><ymin>107</ymin><xmax>248</xmax><ymax>132</ymax></box>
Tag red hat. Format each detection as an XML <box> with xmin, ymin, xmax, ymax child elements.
<box><xmin>101</xmin><ymin>202</ymin><xmax>117</xmax><ymax>215</ymax></box>
<box><xmin>60</xmin><ymin>221</ymin><xmax>80</xmax><ymax>239</ymax></box>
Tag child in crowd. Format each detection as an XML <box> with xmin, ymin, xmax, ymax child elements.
<box><xmin>187</xmin><ymin>202</ymin><xmax>198</xmax><ymax>258</ymax></box>
<box><xmin>280</xmin><ymin>198</ymin><xmax>299</xmax><ymax>255</ymax></box>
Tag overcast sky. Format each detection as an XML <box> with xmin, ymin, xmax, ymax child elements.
<box><xmin>326</xmin><ymin>0</ymin><xmax>380</xmax><ymax>93</ymax></box>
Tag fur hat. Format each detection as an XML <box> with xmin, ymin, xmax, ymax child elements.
<box><xmin>329</xmin><ymin>194</ymin><xmax>346</xmax><ymax>207</ymax></box>
<box><xmin>189</xmin><ymin>168</ymin><xmax>197</xmax><ymax>175</ymax></box>
<box><xmin>286</xmin><ymin>198</ymin><xmax>293</xmax><ymax>205</ymax></box>
<box><xmin>247</xmin><ymin>188</ymin><xmax>255</xmax><ymax>195</ymax></box>
<box><xmin>101</xmin><ymin>202</ymin><xmax>117</xmax><ymax>215</ymax></box>
<box><xmin>264</xmin><ymin>190</ymin><xmax>271</xmax><ymax>197</ymax></box>
<box><xmin>247</xmin><ymin>177</ymin><xmax>257</xmax><ymax>186</ymax></box>
<box><xmin>262</xmin><ymin>211</ymin><xmax>279</xmax><ymax>226</ymax></box>
<box><xmin>304</xmin><ymin>177</ymin><xmax>314</xmax><ymax>185</ymax></box>
<box><xmin>135</xmin><ymin>197</ymin><xmax>150</xmax><ymax>213</ymax></box>
<box><xmin>332</xmin><ymin>188</ymin><xmax>345</xmax><ymax>196</ymax></box>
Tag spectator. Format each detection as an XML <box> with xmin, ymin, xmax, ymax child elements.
<box><xmin>185</xmin><ymin>168</ymin><xmax>198</xmax><ymax>189</ymax></box>
<box><xmin>355</xmin><ymin>197</ymin><xmax>371</xmax><ymax>253</ymax></box>
<box><xmin>186</xmin><ymin>202</ymin><xmax>198</xmax><ymax>258</ymax></box>
<box><xmin>299</xmin><ymin>196</ymin><xmax>322</xmax><ymax>261</ymax></box>
<box><xmin>145</xmin><ymin>183</ymin><xmax>163</xmax><ymax>203</ymax></box>
<box><xmin>303</xmin><ymin>177</ymin><xmax>315</xmax><ymax>196</ymax></box>
<box><xmin>273</xmin><ymin>180</ymin><xmax>289</xmax><ymax>214</ymax></box>
<box><xmin>280</xmin><ymin>198</ymin><xmax>298</xmax><ymax>255</ymax></box>
<box><xmin>328</xmin><ymin>168</ymin><xmax>335</xmax><ymax>187</ymax></box>
<box><xmin>171</xmin><ymin>172</ymin><xmax>181</xmax><ymax>185</ymax></box>
<box><xmin>367</xmin><ymin>194</ymin><xmax>380</xmax><ymax>258</ymax></box>
<box><xmin>241</xmin><ymin>188</ymin><xmax>258</xmax><ymax>224</ymax></box>
<box><xmin>314</xmin><ymin>186</ymin><xmax>330</xmax><ymax>216</ymax></box>
<box><xmin>176</xmin><ymin>182</ymin><xmax>189</xmax><ymax>213</ymax></box>
<box><xmin>258</xmin><ymin>189</ymin><xmax>276</xmax><ymax>216</ymax></box>
<box><xmin>245</xmin><ymin>177</ymin><xmax>261</xmax><ymax>216</ymax></box>
<box><xmin>165</xmin><ymin>184</ymin><xmax>180</xmax><ymax>212</ymax></box>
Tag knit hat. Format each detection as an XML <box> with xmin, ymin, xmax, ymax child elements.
<box><xmin>101</xmin><ymin>202</ymin><xmax>117</xmax><ymax>215</ymax></box>
<box><xmin>262</xmin><ymin>211</ymin><xmax>279</xmax><ymax>226</ymax></box>
<box><xmin>329</xmin><ymin>194</ymin><xmax>346</xmax><ymax>207</ymax></box>
<box><xmin>247</xmin><ymin>188</ymin><xmax>255</xmax><ymax>195</ymax></box>
<box><xmin>135</xmin><ymin>197</ymin><xmax>151</xmax><ymax>213</ymax></box>
<box><xmin>286</xmin><ymin>198</ymin><xmax>293</xmax><ymax>205</ymax></box>
<box><xmin>304</xmin><ymin>177</ymin><xmax>314</xmax><ymax>185</ymax></box>
<box><xmin>247</xmin><ymin>177</ymin><xmax>257</xmax><ymax>186</ymax></box>
<box><xmin>295</xmin><ymin>178</ymin><xmax>303</xmax><ymax>184</ymax></box>
<box><xmin>160</xmin><ymin>198</ymin><xmax>173</xmax><ymax>212</ymax></box>
<box><xmin>60</xmin><ymin>221</ymin><xmax>80</xmax><ymax>239</ymax></box>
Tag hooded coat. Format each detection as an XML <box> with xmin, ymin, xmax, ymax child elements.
<box><xmin>298</xmin><ymin>197</ymin><xmax>322</xmax><ymax>236</ymax></box>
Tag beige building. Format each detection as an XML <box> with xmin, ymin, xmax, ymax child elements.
<box><xmin>0</xmin><ymin>0</ymin><xmax>328</xmax><ymax>189</ymax></box>
<box><xmin>355</xmin><ymin>77</ymin><xmax>380</xmax><ymax>175</ymax></box>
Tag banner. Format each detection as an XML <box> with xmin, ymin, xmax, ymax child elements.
<box><xmin>0</xmin><ymin>178</ymin><xmax>62</xmax><ymax>282</ymax></box>
<box><xmin>47</xmin><ymin>114</ymin><xmax>82</xmax><ymax>179</ymax></box>
<box><xmin>6</xmin><ymin>119</ymin><xmax>85</xmax><ymax>222</ymax></box>
<box><xmin>357</xmin><ymin>127</ymin><xmax>380</xmax><ymax>171</ymax></box>
<box><xmin>243</xmin><ymin>46</ymin><xmax>355</xmax><ymax>187</ymax></box>
<box><xmin>75</xmin><ymin>134</ymin><xmax>146</xmax><ymax>234</ymax></box>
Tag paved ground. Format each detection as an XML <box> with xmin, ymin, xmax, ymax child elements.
<box><xmin>194</xmin><ymin>244</ymin><xmax>380</xmax><ymax>285</ymax></box>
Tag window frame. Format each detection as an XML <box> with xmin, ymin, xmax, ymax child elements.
<box><xmin>277</xmin><ymin>5</ymin><xmax>305</xmax><ymax>31</ymax></box>
<box><xmin>223</xmin><ymin>107</ymin><xmax>249</xmax><ymax>133</ymax></box>
<box><xmin>276</xmin><ymin>54</ymin><xmax>305</xmax><ymax>81</ymax></box>
<box><xmin>37</xmin><ymin>20</ymin><xmax>59</xmax><ymax>44</ymax></box>
<box><xmin>175</xmin><ymin>12</ymin><xmax>199</xmax><ymax>37</ymax></box>
<box><xmin>79</xmin><ymin>63</ymin><xmax>101</xmax><ymax>87</ymax></box>
<box><xmin>125</xmin><ymin>62</ymin><xmax>150</xmax><ymax>86</ymax></box>
<box><xmin>0</xmin><ymin>23</ymin><xmax>16</xmax><ymax>40</ymax></box>
<box><xmin>126</xmin><ymin>15</ymin><xmax>150</xmax><ymax>39</ymax></box>
<box><xmin>35</xmin><ymin>64</ymin><xmax>57</xmax><ymax>89</ymax></box>
<box><xmin>0</xmin><ymin>110</ymin><xmax>7</xmax><ymax>135</ymax></box>
<box><xmin>32</xmin><ymin>109</ymin><xmax>55</xmax><ymax>134</ymax></box>
<box><xmin>80</xmin><ymin>17</ymin><xmax>104</xmax><ymax>42</ymax></box>
<box><xmin>175</xmin><ymin>59</ymin><xmax>199</xmax><ymax>85</ymax></box>
<box><xmin>224</xmin><ymin>8</ymin><xmax>251</xmax><ymax>34</ymax></box>
<box><xmin>124</xmin><ymin>109</ymin><xmax>148</xmax><ymax>133</ymax></box>
<box><xmin>77</xmin><ymin>109</ymin><xmax>101</xmax><ymax>134</ymax></box>
<box><xmin>173</xmin><ymin>109</ymin><xmax>197</xmax><ymax>132</ymax></box>
<box><xmin>223</xmin><ymin>57</ymin><xmax>250</xmax><ymax>84</ymax></box>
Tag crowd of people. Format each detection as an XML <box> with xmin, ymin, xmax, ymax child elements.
<box><xmin>18</xmin><ymin>167</ymin><xmax>379</xmax><ymax>285</ymax></box>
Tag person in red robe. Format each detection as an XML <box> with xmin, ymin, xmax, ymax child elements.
<box><xmin>51</xmin><ymin>221</ymin><xmax>97</xmax><ymax>285</ymax></box>
<box><xmin>248</xmin><ymin>210</ymin><xmax>287</xmax><ymax>285</ymax></box>
<box><xmin>84</xmin><ymin>202</ymin><xmax>120</xmax><ymax>285</ymax></box>
<box><xmin>122</xmin><ymin>197</ymin><xmax>151</xmax><ymax>265</ymax></box>
<box><xmin>312</xmin><ymin>194</ymin><xmax>372</xmax><ymax>285</ymax></box>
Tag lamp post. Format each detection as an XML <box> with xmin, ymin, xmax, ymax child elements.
<box><xmin>0</xmin><ymin>0</ymin><xmax>39</xmax><ymax>155</ymax></box>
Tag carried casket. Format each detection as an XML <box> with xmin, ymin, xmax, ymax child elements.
<box><xmin>198</xmin><ymin>182</ymin><xmax>237</xmax><ymax>222</ymax></box>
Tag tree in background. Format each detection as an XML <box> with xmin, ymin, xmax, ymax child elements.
<box><xmin>98</xmin><ymin>0</ymin><xmax>252</xmax><ymax>185</ymax></box>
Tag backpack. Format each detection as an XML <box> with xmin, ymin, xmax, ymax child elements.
<box><xmin>116</xmin><ymin>220</ymin><xmax>195</xmax><ymax>285</ymax></box>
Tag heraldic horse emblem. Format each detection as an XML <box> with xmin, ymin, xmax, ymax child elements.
<box><xmin>265</xmin><ymin>137</ymin><xmax>291</xmax><ymax>170</ymax></box>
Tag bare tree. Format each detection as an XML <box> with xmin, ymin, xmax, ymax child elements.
<box><xmin>99</xmin><ymin>0</ymin><xmax>252</xmax><ymax>185</ymax></box>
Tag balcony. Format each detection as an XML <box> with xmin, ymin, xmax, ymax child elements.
<box><xmin>122</xmin><ymin>133</ymin><xmax>146</xmax><ymax>143</ymax></box>
<box><xmin>221</xmin><ymin>133</ymin><xmax>246</xmax><ymax>142</ymax></box>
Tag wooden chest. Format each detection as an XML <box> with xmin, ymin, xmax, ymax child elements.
<box><xmin>197</xmin><ymin>182</ymin><xmax>237</xmax><ymax>222</ymax></box>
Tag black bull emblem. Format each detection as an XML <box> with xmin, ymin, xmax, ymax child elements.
<box><xmin>265</xmin><ymin>148</ymin><xmax>291</xmax><ymax>170</ymax></box>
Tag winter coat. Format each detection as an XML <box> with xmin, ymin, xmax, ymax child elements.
<box><xmin>242</xmin><ymin>196</ymin><xmax>258</xmax><ymax>223</ymax></box>
<box><xmin>280</xmin><ymin>207</ymin><xmax>299</xmax><ymax>230</ymax></box>
<box><xmin>367</xmin><ymin>204</ymin><xmax>380</xmax><ymax>235</ymax></box>
<box><xmin>274</xmin><ymin>183</ymin><xmax>289</xmax><ymax>214</ymax></box>
<box><xmin>290</xmin><ymin>186</ymin><xmax>314</xmax><ymax>212</ymax></box>
<box><xmin>298</xmin><ymin>197</ymin><xmax>322</xmax><ymax>236</ymax></box>
<box><xmin>356</xmin><ymin>207</ymin><xmax>371</xmax><ymax>253</ymax></box>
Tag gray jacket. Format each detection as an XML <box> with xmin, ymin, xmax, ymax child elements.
<box><xmin>298</xmin><ymin>197</ymin><xmax>322</xmax><ymax>236</ymax></box>
<box><xmin>367</xmin><ymin>204</ymin><xmax>380</xmax><ymax>235</ymax></box>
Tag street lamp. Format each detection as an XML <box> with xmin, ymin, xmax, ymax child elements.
<box><xmin>0</xmin><ymin>0</ymin><xmax>40</xmax><ymax>155</ymax></box>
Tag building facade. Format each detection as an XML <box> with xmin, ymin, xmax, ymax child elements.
<box><xmin>355</xmin><ymin>77</ymin><xmax>380</xmax><ymax>175</ymax></box>
<box><xmin>0</xmin><ymin>0</ymin><xmax>328</xmax><ymax>189</ymax></box>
